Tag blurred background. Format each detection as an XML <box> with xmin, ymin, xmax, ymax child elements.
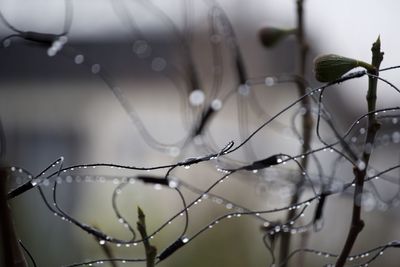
<box><xmin>1</xmin><ymin>0</ymin><xmax>400</xmax><ymax>266</ymax></box>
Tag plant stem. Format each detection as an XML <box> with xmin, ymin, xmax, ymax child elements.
<box><xmin>93</xmin><ymin>224</ymin><xmax>118</xmax><ymax>267</ymax></box>
<box><xmin>0</xmin><ymin>118</ymin><xmax>28</xmax><ymax>267</ymax></box>
<box><xmin>137</xmin><ymin>207</ymin><xmax>157</xmax><ymax>267</ymax></box>
<box><xmin>0</xmin><ymin>166</ymin><xmax>28</xmax><ymax>267</ymax></box>
<box><xmin>335</xmin><ymin>37</ymin><xmax>383</xmax><ymax>267</ymax></box>
<box><xmin>279</xmin><ymin>1</ymin><xmax>312</xmax><ymax>266</ymax></box>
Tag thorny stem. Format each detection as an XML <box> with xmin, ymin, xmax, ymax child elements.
<box><xmin>137</xmin><ymin>207</ymin><xmax>157</xmax><ymax>267</ymax></box>
<box><xmin>279</xmin><ymin>1</ymin><xmax>312</xmax><ymax>266</ymax></box>
<box><xmin>335</xmin><ymin>37</ymin><xmax>383</xmax><ymax>267</ymax></box>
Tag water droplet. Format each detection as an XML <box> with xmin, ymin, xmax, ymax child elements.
<box><xmin>31</xmin><ymin>179</ymin><xmax>40</xmax><ymax>186</ymax></box>
<box><xmin>151</xmin><ymin>57</ymin><xmax>166</xmax><ymax>71</ymax></box>
<box><xmin>211</xmin><ymin>99</ymin><xmax>222</xmax><ymax>110</ymax></box>
<box><xmin>214</xmin><ymin>198</ymin><xmax>223</xmax><ymax>205</ymax></box>
<box><xmin>52</xmin><ymin>40</ymin><xmax>63</xmax><ymax>51</ymax></box>
<box><xmin>74</xmin><ymin>54</ymin><xmax>84</xmax><ymax>64</ymax></box>
<box><xmin>91</xmin><ymin>64</ymin><xmax>101</xmax><ymax>74</ymax></box>
<box><xmin>153</xmin><ymin>184</ymin><xmax>162</xmax><ymax>190</ymax></box>
<box><xmin>357</xmin><ymin>160</ymin><xmax>366</xmax><ymax>170</ymax></box>
<box><xmin>238</xmin><ymin>84</ymin><xmax>250</xmax><ymax>96</ymax></box>
<box><xmin>99</xmin><ymin>240</ymin><xmax>106</xmax><ymax>245</ymax></box>
<box><xmin>168</xmin><ymin>180</ymin><xmax>178</xmax><ymax>188</ymax></box>
<box><xmin>182</xmin><ymin>237</ymin><xmax>189</xmax><ymax>243</ymax></box>
<box><xmin>265</xmin><ymin>77</ymin><xmax>276</xmax><ymax>87</ymax></box>
<box><xmin>189</xmin><ymin>90</ymin><xmax>205</xmax><ymax>106</ymax></box>
<box><xmin>133</xmin><ymin>40</ymin><xmax>151</xmax><ymax>57</ymax></box>
<box><xmin>59</xmin><ymin>36</ymin><xmax>68</xmax><ymax>44</ymax></box>
<box><xmin>392</xmin><ymin>131</ymin><xmax>400</xmax><ymax>143</ymax></box>
<box><xmin>43</xmin><ymin>179</ymin><xmax>50</xmax><ymax>186</ymax></box>
<box><xmin>3</xmin><ymin>39</ymin><xmax>11</xmax><ymax>48</ymax></box>
<box><xmin>47</xmin><ymin>47</ymin><xmax>57</xmax><ymax>57</ymax></box>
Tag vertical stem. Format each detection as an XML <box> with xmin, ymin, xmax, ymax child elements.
<box><xmin>0</xmin><ymin>118</ymin><xmax>28</xmax><ymax>267</ymax></box>
<box><xmin>137</xmin><ymin>207</ymin><xmax>157</xmax><ymax>267</ymax></box>
<box><xmin>335</xmin><ymin>37</ymin><xmax>383</xmax><ymax>267</ymax></box>
<box><xmin>0</xmin><ymin>167</ymin><xmax>28</xmax><ymax>267</ymax></box>
<box><xmin>279</xmin><ymin>1</ymin><xmax>312</xmax><ymax>266</ymax></box>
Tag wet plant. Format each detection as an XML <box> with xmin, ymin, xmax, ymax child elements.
<box><xmin>1</xmin><ymin>1</ymin><xmax>400</xmax><ymax>267</ymax></box>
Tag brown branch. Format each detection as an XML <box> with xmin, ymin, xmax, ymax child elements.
<box><xmin>137</xmin><ymin>206</ymin><xmax>157</xmax><ymax>267</ymax></box>
<box><xmin>335</xmin><ymin>37</ymin><xmax>384</xmax><ymax>267</ymax></box>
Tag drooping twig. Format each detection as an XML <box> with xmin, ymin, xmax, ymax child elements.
<box><xmin>335</xmin><ymin>36</ymin><xmax>384</xmax><ymax>267</ymax></box>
